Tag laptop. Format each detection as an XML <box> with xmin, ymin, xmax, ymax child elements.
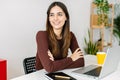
<box><xmin>72</xmin><ymin>46</ymin><xmax>120</xmax><ymax>79</ymax></box>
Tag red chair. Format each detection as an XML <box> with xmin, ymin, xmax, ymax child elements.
<box><xmin>0</xmin><ymin>59</ymin><xmax>7</xmax><ymax>80</ymax></box>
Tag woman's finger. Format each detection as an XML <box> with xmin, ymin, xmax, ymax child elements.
<box><xmin>74</xmin><ymin>48</ymin><xmax>81</xmax><ymax>53</ymax></box>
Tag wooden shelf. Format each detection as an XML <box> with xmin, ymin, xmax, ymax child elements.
<box><xmin>90</xmin><ymin>3</ymin><xmax>114</xmax><ymax>51</ymax></box>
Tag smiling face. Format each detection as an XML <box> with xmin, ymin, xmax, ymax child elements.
<box><xmin>49</xmin><ymin>6</ymin><xmax>67</xmax><ymax>31</ymax></box>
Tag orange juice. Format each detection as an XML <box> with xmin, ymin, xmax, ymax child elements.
<box><xmin>97</xmin><ymin>52</ymin><xmax>106</xmax><ymax>65</ymax></box>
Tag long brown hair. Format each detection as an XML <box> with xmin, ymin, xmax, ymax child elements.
<box><xmin>46</xmin><ymin>2</ymin><xmax>71</xmax><ymax>58</ymax></box>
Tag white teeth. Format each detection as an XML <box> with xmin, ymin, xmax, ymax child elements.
<box><xmin>55</xmin><ymin>23</ymin><xmax>58</xmax><ymax>25</ymax></box>
<box><xmin>53</xmin><ymin>22</ymin><xmax>60</xmax><ymax>25</ymax></box>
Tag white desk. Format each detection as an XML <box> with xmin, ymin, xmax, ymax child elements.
<box><xmin>11</xmin><ymin>55</ymin><xmax>120</xmax><ymax>80</ymax></box>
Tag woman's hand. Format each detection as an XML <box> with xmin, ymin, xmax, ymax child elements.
<box><xmin>48</xmin><ymin>50</ymin><xmax>54</xmax><ymax>61</ymax></box>
<box><xmin>70</xmin><ymin>48</ymin><xmax>83</xmax><ymax>61</ymax></box>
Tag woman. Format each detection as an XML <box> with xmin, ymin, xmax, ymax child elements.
<box><xmin>35</xmin><ymin>1</ymin><xmax>84</xmax><ymax>73</ymax></box>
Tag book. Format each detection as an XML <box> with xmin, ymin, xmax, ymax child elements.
<box><xmin>45</xmin><ymin>72</ymin><xmax>76</xmax><ymax>80</ymax></box>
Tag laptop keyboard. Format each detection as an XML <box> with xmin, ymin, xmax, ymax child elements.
<box><xmin>84</xmin><ymin>66</ymin><xmax>102</xmax><ymax>77</ymax></box>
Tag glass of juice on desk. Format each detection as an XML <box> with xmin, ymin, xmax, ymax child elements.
<box><xmin>97</xmin><ymin>52</ymin><xmax>106</xmax><ymax>65</ymax></box>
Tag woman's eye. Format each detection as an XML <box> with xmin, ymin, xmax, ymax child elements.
<box><xmin>58</xmin><ymin>13</ymin><xmax>63</xmax><ymax>16</ymax></box>
<box><xmin>49</xmin><ymin>14</ymin><xmax>54</xmax><ymax>17</ymax></box>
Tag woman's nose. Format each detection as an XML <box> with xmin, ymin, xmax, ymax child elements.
<box><xmin>54</xmin><ymin>15</ymin><xmax>58</xmax><ymax>20</ymax></box>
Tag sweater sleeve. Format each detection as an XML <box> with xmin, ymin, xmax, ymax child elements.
<box><xmin>65</xmin><ymin>32</ymin><xmax>84</xmax><ymax>68</ymax></box>
<box><xmin>36</xmin><ymin>31</ymin><xmax>74</xmax><ymax>73</ymax></box>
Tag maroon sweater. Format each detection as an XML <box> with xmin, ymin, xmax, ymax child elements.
<box><xmin>35</xmin><ymin>31</ymin><xmax>84</xmax><ymax>73</ymax></box>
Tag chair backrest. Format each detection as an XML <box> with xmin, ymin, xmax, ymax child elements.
<box><xmin>23</xmin><ymin>56</ymin><xmax>36</xmax><ymax>74</ymax></box>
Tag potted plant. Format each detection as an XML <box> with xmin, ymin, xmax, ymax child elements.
<box><xmin>93</xmin><ymin>0</ymin><xmax>109</xmax><ymax>26</ymax></box>
<box><xmin>84</xmin><ymin>30</ymin><xmax>99</xmax><ymax>55</ymax></box>
<box><xmin>113</xmin><ymin>15</ymin><xmax>120</xmax><ymax>45</ymax></box>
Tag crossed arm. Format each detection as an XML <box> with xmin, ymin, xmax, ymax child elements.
<box><xmin>48</xmin><ymin>48</ymin><xmax>83</xmax><ymax>61</ymax></box>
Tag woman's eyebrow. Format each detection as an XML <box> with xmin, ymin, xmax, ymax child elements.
<box><xmin>49</xmin><ymin>13</ymin><xmax>54</xmax><ymax>15</ymax></box>
<box><xmin>58</xmin><ymin>11</ymin><xmax>63</xmax><ymax>13</ymax></box>
<box><xmin>50</xmin><ymin>11</ymin><xmax>63</xmax><ymax>14</ymax></box>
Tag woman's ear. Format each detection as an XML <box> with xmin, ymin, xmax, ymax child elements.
<box><xmin>65</xmin><ymin>17</ymin><xmax>67</xmax><ymax>21</ymax></box>
<box><xmin>66</xmin><ymin>19</ymin><xmax>67</xmax><ymax>21</ymax></box>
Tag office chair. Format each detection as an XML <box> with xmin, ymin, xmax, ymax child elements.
<box><xmin>23</xmin><ymin>56</ymin><xmax>36</xmax><ymax>74</ymax></box>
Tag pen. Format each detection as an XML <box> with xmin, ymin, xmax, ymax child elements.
<box><xmin>54</xmin><ymin>75</ymin><xmax>70</xmax><ymax>79</ymax></box>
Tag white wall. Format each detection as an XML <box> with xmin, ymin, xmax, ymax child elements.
<box><xmin>0</xmin><ymin>0</ymin><xmax>102</xmax><ymax>79</ymax></box>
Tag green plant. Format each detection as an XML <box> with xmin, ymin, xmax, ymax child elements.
<box><xmin>113</xmin><ymin>15</ymin><xmax>120</xmax><ymax>45</ymax></box>
<box><xmin>93</xmin><ymin>0</ymin><xmax>109</xmax><ymax>26</ymax></box>
<box><xmin>84</xmin><ymin>30</ymin><xmax>99</xmax><ymax>55</ymax></box>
